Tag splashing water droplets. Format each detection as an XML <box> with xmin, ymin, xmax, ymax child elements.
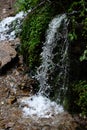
<box><xmin>36</xmin><ymin>14</ymin><xmax>68</xmax><ymax>95</ymax></box>
<box><xmin>20</xmin><ymin>14</ymin><xmax>69</xmax><ymax>119</ymax></box>
<box><xmin>0</xmin><ymin>11</ymin><xmax>27</xmax><ymax>41</ymax></box>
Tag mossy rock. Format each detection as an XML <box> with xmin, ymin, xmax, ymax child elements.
<box><xmin>20</xmin><ymin>1</ymin><xmax>66</xmax><ymax>69</ymax></box>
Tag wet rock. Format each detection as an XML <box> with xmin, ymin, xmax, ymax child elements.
<box><xmin>14</xmin><ymin>70</ymin><xmax>19</xmax><ymax>76</ymax></box>
<box><xmin>55</xmin><ymin>113</ymin><xmax>77</xmax><ymax>130</ymax></box>
<box><xmin>73</xmin><ymin>114</ymin><xmax>87</xmax><ymax>129</ymax></box>
<box><xmin>5</xmin><ymin>122</ymin><xmax>14</xmax><ymax>129</ymax></box>
<box><xmin>9</xmin><ymin>38</ymin><xmax>21</xmax><ymax>49</ymax></box>
<box><xmin>42</xmin><ymin>125</ymin><xmax>50</xmax><ymax>130</ymax></box>
<box><xmin>18</xmin><ymin>78</ymin><xmax>39</xmax><ymax>93</ymax></box>
<box><xmin>18</xmin><ymin>55</ymin><xmax>23</xmax><ymax>65</ymax></box>
<box><xmin>7</xmin><ymin>96</ymin><xmax>17</xmax><ymax>104</ymax></box>
<box><xmin>0</xmin><ymin>42</ymin><xmax>17</xmax><ymax>73</ymax></box>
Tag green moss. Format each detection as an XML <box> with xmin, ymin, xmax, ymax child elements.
<box><xmin>20</xmin><ymin>2</ymin><xmax>61</xmax><ymax>69</ymax></box>
<box><xmin>68</xmin><ymin>0</ymin><xmax>87</xmax><ymax>41</ymax></box>
<box><xmin>15</xmin><ymin>0</ymin><xmax>42</xmax><ymax>12</ymax></box>
<box><xmin>66</xmin><ymin>81</ymin><xmax>87</xmax><ymax>116</ymax></box>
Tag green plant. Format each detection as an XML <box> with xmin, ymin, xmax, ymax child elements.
<box><xmin>80</xmin><ymin>49</ymin><xmax>87</xmax><ymax>61</ymax></box>
<box><xmin>67</xmin><ymin>81</ymin><xmax>87</xmax><ymax>116</ymax></box>
<box><xmin>68</xmin><ymin>0</ymin><xmax>87</xmax><ymax>41</ymax></box>
<box><xmin>15</xmin><ymin>0</ymin><xmax>50</xmax><ymax>13</ymax></box>
<box><xmin>20</xmin><ymin>2</ymin><xmax>54</xmax><ymax>68</ymax></box>
<box><xmin>68</xmin><ymin>15</ymin><xmax>77</xmax><ymax>41</ymax></box>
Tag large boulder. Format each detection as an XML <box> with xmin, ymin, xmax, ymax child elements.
<box><xmin>0</xmin><ymin>41</ymin><xmax>17</xmax><ymax>72</ymax></box>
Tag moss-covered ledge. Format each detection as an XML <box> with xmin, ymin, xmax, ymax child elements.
<box><xmin>20</xmin><ymin>1</ymin><xmax>66</xmax><ymax>69</ymax></box>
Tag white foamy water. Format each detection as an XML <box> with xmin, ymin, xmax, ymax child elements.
<box><xmin>20</xmin><ymin>94</ymin><xmax>63</xmax><ymax>118</ymax></box>
<box><xmin>0</xmin><ymin>11</ymin><xmax>27</xmax><ymax>41</ymax></box>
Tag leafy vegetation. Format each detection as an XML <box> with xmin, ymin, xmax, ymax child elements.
<box><xmin>80</xmin><ymin>49</ymin><xmax>87</xmax><ymax>61</ymax></box>
<box><xmin>20</xmin><ymin>2</ymin><xmax>53</xmax><ymax>68</ymax></box>
<box><xmin>68</xmin><ymin>0</ymin><xmax>87</xmax><ymax>40</ymax></box>
<box><xmin>15</xmin><ymin>0</ymin><xmax>41</xmax><ymax>12</ymax></box>
<box><xmin>67</xmin><ymin>81</ymin><xmax>87</xmax><ymax>116</ymax></box>
<box><xmin>67</xmin><ymin>0</ymin><xmax>87</xmax><ymax>117</ymax></box>
<box><xmin>68</xmin><ymin>0</ymin><xmax>87</xmax><ymax>56</ymax></box>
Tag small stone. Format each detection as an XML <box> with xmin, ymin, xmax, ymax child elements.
<box><xmin>1</xmin><ymin>101</ymin><xmax>4</xmax><ymax>105</ymax></box>
<box><xmin>0</xmin><ymin>42</ymin><xmax>17</xmax><ymax>70</ymax></box>
<box><xmin>9</xmin><ymin>53</ymin><xmax>14</xmax><ymax>57</ymax></box>
<box><xmin>17</xmin><ymin>66</ymin><xmax>24</xmax><ymax>71</ymax></box>
<box><xmin>4</xmin><ymin>87</ymin><xmax>9</xmax><ymax>92</ymax></box>
<box><xmin>3</xmin><ymin>8</ymin><xmax>6</xmax><ymax>13</ymax></box>
<box><xmin>18</xmin><ymin>82</ymin><xmax>26</xmax><ymax>90</ymax></box>
<box><xmin>7</xmin><ymin>96</ymin><xmax>17</xmax><ymax>104</ymax></box>
<box><xmin>15</xmin><ymin>70</ymin><xmax>19</xmax><ymax>76</ymax></box>
<box><xmin>10</xmin><ymin>82</ymin><xmax>14</xmax><ymax>87</ymax></box>
<box><xmin>23</xmin><ymin>74</ymin><xmax>28</xmax><ymax>80</ymax></box>
<box><xmin>42</xmin><ymin>125</ymin><xmax>50</xmax><ymax>130</ymax></box>
<box><xmin>18</xmin><ymin>56</ymin><xmax>23</xmax><ymax>65</ymax></box>
<box><xmin>5</xmin><ymin>122</ymin><xmax>14</xmax><ymax>128</ymax></box>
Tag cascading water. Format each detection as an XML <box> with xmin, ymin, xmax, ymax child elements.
<box><xmin>20</xmin><ymin>14</ymin><xmax>69</xmax><ymax>118</ymax></box>
<box><xmin>0</xmin><ymin>11</ymin><xmax>27</xmax><ymax>41</ymax></box>
<box><xmin>36</xmin><ymin>14</ymin><xmax>69</xmax><ymax>101</ymax></box>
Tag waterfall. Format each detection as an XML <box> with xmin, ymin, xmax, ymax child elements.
<box><xmin>20</xmin><ymin>14</ymin><xmax>69</xmax><ymax>118</ymax></box>
<box><xmin>36</xmin><ymin>14</ymin><xmax>69</xmax><ymax>102</ymax></box>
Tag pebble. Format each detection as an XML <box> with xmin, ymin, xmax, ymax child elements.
<box><xmin>7</xmin><ymin>96</ymin><xmax>17</xmax><ymax>104</ymax></box>
<box><xmin>10</xmin><ymin>82</ymin><xmax>14</xmax><ymax>87</ymax></box>
<box><xmin>1</xmin><ymin>101</ymin><xmax>4</xmax><ymax>105</ymax></box>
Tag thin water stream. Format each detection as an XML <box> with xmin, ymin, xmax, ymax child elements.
<box><xmin>20</xmin><ymin>14</ymin><xmax>69</xmax><ymax>119</ymax></box>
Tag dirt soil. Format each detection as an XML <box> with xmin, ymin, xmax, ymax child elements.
<box><xmin>0</xmin><ymin>1</ymin><xmax>87</xmax><ymax>130</ymax></box>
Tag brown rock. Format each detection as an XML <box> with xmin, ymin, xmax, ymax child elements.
<box><xmin>0</xmin><ymin>0</ymin><xmax>16</xmax><ymax>20</ymax></box>
<box><xmin>0</xmin><ymin>42</ymin><xmax>17</xmax><ymax>70</ymax></box>
<box><xmin>5</xmin><ymin>122</ymin><xmax>14</xmax><ymax>129</ymax></box>
<box><xmin>7</xmin><ymin>96</ymin><xmax>17</xmax><ymax>104</ymax></box>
